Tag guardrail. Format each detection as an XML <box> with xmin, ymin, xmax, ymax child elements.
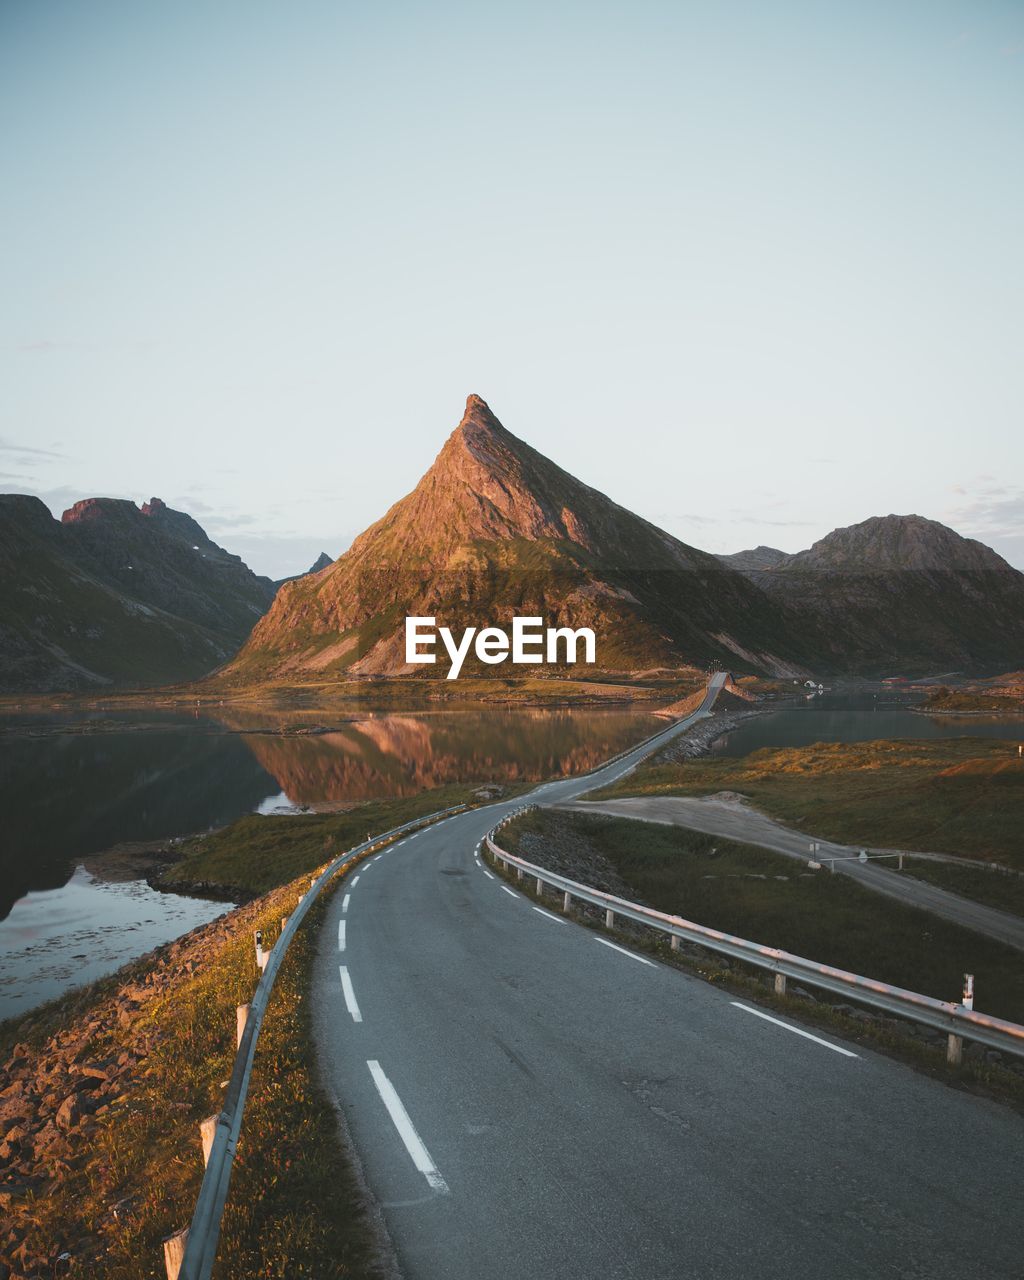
<box><xmin>169</xmin><ymin>803</ymin><xmax>467</xmax><ymax>1280</ymax></box>
<box><xmin>485</xmin><ymin>819</ymin><xmax>1024</xmax><ymax>1065</ymax></box>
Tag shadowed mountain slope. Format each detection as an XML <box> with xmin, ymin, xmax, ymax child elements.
<box><xmin>0</xmin><ymin>495</ymin><xmax>275</xmax><ymax>692</ymax></box>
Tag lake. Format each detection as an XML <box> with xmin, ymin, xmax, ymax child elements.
<box><xmin>0</xmin><ymin>703</ymin><xmax>661</xmax><ymax>1017</ymax></box>
<box><xmin>711</xmin><ymin>689</ymin><xmax>1024</xmax><ymax>756</ymax></box>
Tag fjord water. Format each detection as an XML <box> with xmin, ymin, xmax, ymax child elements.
<box><xmin>0</xmin><ymin>704</ymin><xmax>661</xmax><ymax>1016</ymax></box>
<box><xmin>711</xmin><ymin>689</ymin><xmax>1024</xmax><ymax>756</ymax></box>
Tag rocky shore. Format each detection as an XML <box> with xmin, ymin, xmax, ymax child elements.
<box><xmin>0</xmin><ymin>884</ymin><xmax>295</xmax><ymax>1279</ymax></box>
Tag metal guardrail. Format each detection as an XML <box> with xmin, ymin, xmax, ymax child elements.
<box><xmin>174</xmin><ymin>803</ymin><xmax>467</xmax><ymax>1280</ymax></box>
<box><xmin>485</xmin><ymin>823</ymin><xmax>1024</xmax><ymax>1062</ymax></box>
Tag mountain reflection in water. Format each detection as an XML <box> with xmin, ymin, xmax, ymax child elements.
<box><xmin>217</xmin><ymin>706</ymin><xmax>660</xmax><ymax>805</ymax></box>
<box><xmin>0</xmin><ymin>705</ymin><xmax>661</xmax><ymax>918</ymax></box>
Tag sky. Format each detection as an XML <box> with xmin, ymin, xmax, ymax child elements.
<box><xmin>2</xmin><ymin>0</ymin><xmax>1022</xmax><ymax>578</ymax></box>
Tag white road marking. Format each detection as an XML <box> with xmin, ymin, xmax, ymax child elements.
<box><xmin>482</xmin><ymin>869</ymin><xmax>495</xmax><ymax>880</ymax></box>
<box><xmin>339</xmin><ymin>966</ymin><xmax>362</xmax><ymax>1022</ymax></box>
<box><xmin>342</xmin><ymin>894</ymin><xmax>351</xmax><ymax>913</ymax></box>
<box><xmin>501</xmin><ymin>885</ymin><xmax>517</xmax><ymax>897</ymax></box>
<box><xmin>533</xmin><ymin>906</ymin><xmax>565</xmax><ymax>924</ymax></box>
<box><xmin>730</xmin><ymin>1002</ymin><xmax>859</xmax><ymax>1057</ymax></box>
<box><xmin>595</xmin><ymin>936</ymin><xmax>654</xmax><ymax>966</ymax></box>
<box><xmin>367</xmin><ymin>1060</ymin><xmax>449</xmax><ymax>1193</ymax></box>
<box><xmin>352</xmin><ymin>874</ymin><xmax>361</xmax><ymax>886</ymax></box>
<box><xmin>337</xmin><ymin>920</ymin><xmax>346</xmax><ymax>951</ymax></box>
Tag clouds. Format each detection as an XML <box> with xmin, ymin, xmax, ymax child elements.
<box><xmin>944</xmin><ymin>481</ymin><xmax>1024</xmax><ymax>571</ymax></box>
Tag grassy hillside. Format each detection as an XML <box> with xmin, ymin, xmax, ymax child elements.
<box><xmin>593</xmin><ymin>737</ymin><xmax>1024</xmax><ymax>867</ymax></box>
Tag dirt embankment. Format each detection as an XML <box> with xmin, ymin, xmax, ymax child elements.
<box><xmin>0</xmin><ymin>886</ymin><xmax>295</xmax><ymax>1278</ymax></box>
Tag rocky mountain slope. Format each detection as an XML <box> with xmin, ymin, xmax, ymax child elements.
<box><xmin>221</xmin><ymin>396</ymin><xmax>809</xmax><ymax>683</ymax></box>
<box><xmin>0</xmin><ymin>495</ymin><xmax>276</xmax><ymax>692</ymax></box>
<box><xmin>274</xmin><ymin>550</ymin><xmax>334</xmax><ymax>590</ymax></box>
<box><xmin>724</xmin><ymin>515</ymin><xmax>1024</xmax><ymax>673</ymax></box>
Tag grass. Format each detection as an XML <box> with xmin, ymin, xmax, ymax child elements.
<box><xmin>898</xmin><ymin>860</ymin><xmax>1024</xmax><ymax>920</ymax></box>
<box><xmin>498</xmin><ymin>809</ymin><xmax>1024</xmax><ymax>1024</ymax></box>
<box><xmin>162</xmin><ymin>782</ymin><xmax>526</xmax><ymax>897</ymax></box>
<box><xmin>2</xmin><ymin>865</ymin><xmax>390</xmax><ymax>1278</ymax></box>
<box><xmin>592</xmin><ymin>736</ymin><xmax>1024</xmax><ymax>868</ymax></box>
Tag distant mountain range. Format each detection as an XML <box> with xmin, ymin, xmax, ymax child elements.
<box><xmin>2</xmin><ymin>397</ymin><xmax>1022</xmax><ymax>693</ymax></box>
<box><xmin>718</xmin><ymin>516</ymin><xmax>1024</xmax><ymax>673</ymax></box>
<box><xmin>220</xmin><ymin>396</ymin><xmax>1024</xmax><ymax>686</ymax></box>
<box><xmin>0</xmin><ymin>495</ymin><xmax>277</xmax><ymax>692</ymax></box>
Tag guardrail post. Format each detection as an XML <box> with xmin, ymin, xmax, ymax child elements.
<box><xmin>898</xmin><ymin>853</ymin><xmax>904</xmax><ymax>871</ymax></box>
<box><xmin>774</xmin><ymin>973</ymin><xmax>787</xmax><ymax>996</ymax></box>
<box><xmin>670</xmin><ymin>934</ymin><xmax>680</xmax><ymax>951</ymax></box>
<box><xmin>563</xmin><ymin>891</ymin><xmax>572</xmax><ymax>913</ymax></box>
<box><xmin>236</xmin><ymin>1002</ymin><xmax>250</xmax><ymax>1049</ymax></box>
<box><xmin>535</xmin><ymin>876</ymin><xmax>544</xmax><ymax>896</ymax></box>
<box><xmin>281</xmin><ymin>916</ymin><xmax>288</xmax><ymax>933</ymax></box>
<box><xmin>605</xmin><ymin>908</ymin><xmax>615</xmax><ymax>929</ymax></box>
<box><xmin>947</xmin><ymin>1033</ymin><xmax>963</xmax><ymax>1066</ymax></box>
<box><xmin>199</xmin><ymin>1114</ymin><xmax>218</xmax><ymax>1166</ymax></box>
<box><xmin>163</xmin><ymin>1227</ymin><xmax>189</xmax><ymax>1279</ymax></box>
<box><xmin>517</xmin><ymin>866</ymin><xmax>523</xmax><ymax>880</ymax></box>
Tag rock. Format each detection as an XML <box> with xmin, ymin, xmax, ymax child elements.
<box><xmin>54</xmin><ymin>1090</ymin><xmax>81</xmax><ymax>1131</ymax></box>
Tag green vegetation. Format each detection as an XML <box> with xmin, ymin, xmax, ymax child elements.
<box><xmin>2</xmin><ymin>873</ymin><xmax>389</xmax><ymax>1279</ymax></box>
<box><xmin>593</xmin><ymin>737</ymin><xmax>1024</xmax><ymax>868</ymax></box>
<box><xmin>163</xmin><ymin>783</ymin><xmax>524</xmax><ymax>896</ymax></box>
<box><xmin>898</xmin><ymin>860</ymin><xmax>1024</xmax><ymax>920</ymax></box>
<box><xmin>921</xmin><ymin>682</ymin><xmax>1024</xmax><ymax>714</ymax></box>
<box><xmin>499</xmin><ymin>810</ymin><xmax>1024</xmax><ymax>1024</ymax></box>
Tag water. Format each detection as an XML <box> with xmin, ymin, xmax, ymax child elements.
<box><xmin>711</xmin><ymin>689</ymin><xmax>1024</xmax><ymax>757</ymax></box>
<box><xmin>0</xmin><ymin>868</ymin><xmax>230</xmax><ymax>1019</ymax></box>
<box><xmin>0</xmin><ymin>703</ymin><xmax>660</xmax><ymax>1016</ymax></box>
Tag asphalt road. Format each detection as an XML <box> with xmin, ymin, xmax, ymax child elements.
<box><xmin>313</xmin><ymin>676</ymin><xmax>1024</xmax><ymax>1279</ymax></box>
<box><xmin>563</xmin><ymin>795</ymin><xmax>1024</xmax><ymax>951</ymax></box>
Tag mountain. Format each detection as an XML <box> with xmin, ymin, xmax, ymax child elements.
<box><xmin>735</xmin><ymin>515</ymin><xmax>1024</xmax><ymax>674</ymax></box>
<box><xmin>221</xmin><ymin>395</ymin><xmax>809</xmax><ymax>684</ymax></box>
<box><xmin>716</xmin><ymin>546</ymin><xmax>789</xmax><ymax>574</ymax></box>
<box><xmin>274</xmin><ymin>551</ymin><xmax>335</xmax><ymax>590</ymax></box>
<box><xmin>0</xmin><ymin>495</ymin><xmax>276</xmax><ymax>692</ymax></box>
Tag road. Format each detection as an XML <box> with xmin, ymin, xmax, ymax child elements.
<box><xmin>562</xmin><ymin>795</ymin><xmax>1024</xmax><ymax>951</ymax></box>
<box><xmin>313</xmin><ymin>674</ymin><xmax>1024</xmax><ymax>1279</ymax></box>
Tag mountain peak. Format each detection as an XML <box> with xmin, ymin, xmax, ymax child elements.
<box><xmin>791</xmin><ymin>513</ymin><xmax>1010</xmax><ymax>573</ymax></box>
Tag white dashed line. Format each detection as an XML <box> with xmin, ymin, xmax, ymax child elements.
<box><xmin>532</xmin><ymin>906</ymin><xmax>565</xmax><ymax>924</ymax></box>
<box><xmin>351</xmin><ymin>875</ymin><xmax>361</xmax><ymax>886</ymax></box>
<box><xmin>482</xmin><ymin>869</ymin><xmax>495</xmax><ymax>880</ymax></box>
<box><xmin>342</xmin><ymin>894</ymin><xmax>351</xmax><ymax>913</ymax></box>
<box><xmin>595</xmin><ymin>936</ymin><xmax>654</xmax><ymax>966</ymax></box>
<box><xmin>337</xmin><ymin>920</ymin><xmax>346</xmax><ymax>951</ymax></box>
<box><xmin>367</xmin><ymin>1060</ymin><xmax>449</xmax><ymax>1194</ymax></box>
<box><xmin>501</xmin><ymin>885</ymin><xmax>517</xmax><ymax>898</ymax></box>
<box><xmin>730</xmin><ymin>1002</ymin><xmax>859</xmax><ymax>1057</ymax></box>
<box><xmin>339</xmin><ymin>966</ymin><xmax>362</xmax><ymax>1022</ymax></box>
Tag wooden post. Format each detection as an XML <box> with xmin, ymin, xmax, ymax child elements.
<box><xmin>670</xmin><ymin>935</ymin><xmax>680</xmax><ymax>952</ymax></box>
<box><xmin>163</xmin><ymin>1227</ymin><xmax>189</xmax><ymax>1279</ymax></box>
<box><xmin>281</xmin><ymin>916</ymin><xmax>288</xmax><ymax>933</ymax></box>
<box><xmin>898</xmin><ymin>853</ymin><xmax>903</xmax><ymax>871</ymax></box>
<box><xmin>236</xmin><ymin>1002</ymin><xmax>250</xmax><ymax>1049</ymax></box>
<box><xmin>517</xmin><ymin>867</ymin><xmax>523</xmax><ymax>880</ymax></box>
<box><xmin>774</xmin><ymin>972</ymin><xmax>787</xmax><ymax>996</ymax></box>
<box><xmin>535</xmin><ymin>876</ymin><xmax>544</xmax><ymax>896</ymax></box>
<box><xmin>605</xmin><ymin>908</ymin><xmax>615</xmax><ymax>929</ymax></box>
<box><xmin>200</xmin><ymin>1114</ymin><xmax>218</xmax><ymax>1166</ymax></box>
<box><xmin>947</xmin><ymin>1034</ymin><xmax>963</xmax><ymax>1066</ymax></box>
<box><xmin>563</xmin><ymin>891</ymin><xmax>572</xmax><ymax>913</ymax></box>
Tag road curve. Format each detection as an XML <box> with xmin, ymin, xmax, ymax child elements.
<box><xmin>562</xmin><ymin>795</ymin><xmax>1024</xmax><ymax>951</ymax></box>
<box><xmin>312</xmin><ymin>676</ymin><xmax>1024</xmax><ymax>1280</ymax></box>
